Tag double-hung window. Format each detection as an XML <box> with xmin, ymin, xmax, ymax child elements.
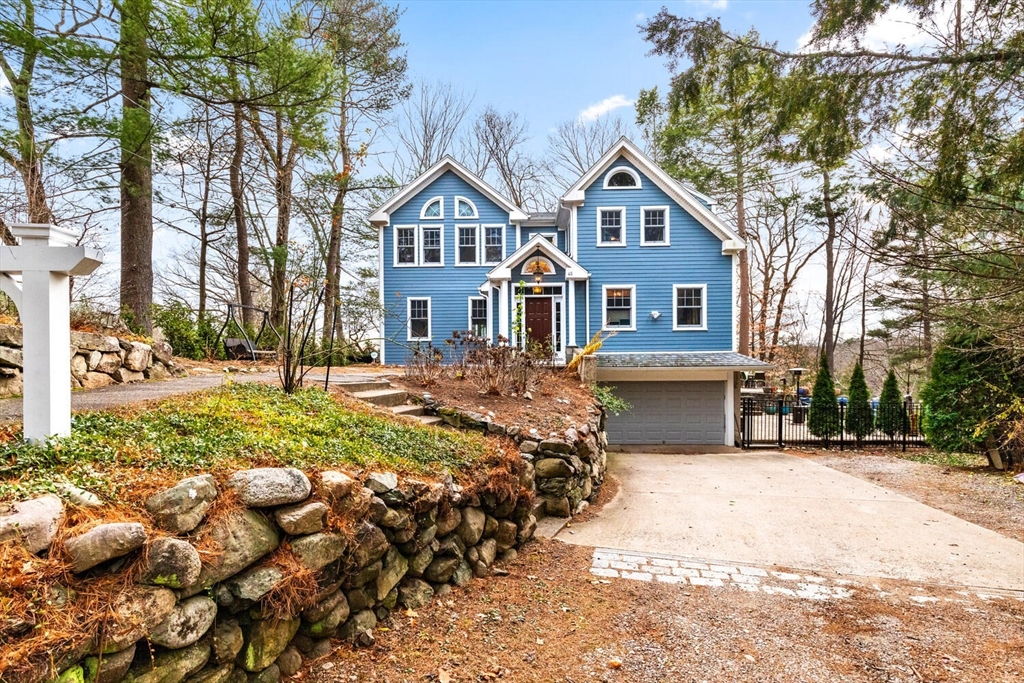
<box><xmin>457</xmin><ymin>226</ymin><xmax>478</xmax><ymax>265</ymax></box>
<box><xmin>597</xmin><ymin>207</ymin><xmax>625</xmax><ymax>246</ymax></box>
<box><xmin>395</xmin><ymin>226</ymin><xmax>416</xmax><ymax>266</ymax></box>
<box><xmin>602</xmin><ymin>285</ymin><xmax>635</xmax><ymax>331</ymax></box>
<box><xmin>408</xmin><ymin>298</ymin><xmax>431</xmax><ymax>341</ymax></box>
<box><xmin>641</xmin><ymin>206</ymin><xmax>669</xmax><ymax>245</ymax></box>
<box><xmin>673</xmin><ymin>285</ymin><xmax>706</xmax><ymax>330</ymax></box>
<box><xmin>468</xmin><ymin>297</ymin><xmax>488</xmax><ymax>337</ymax></box>
<box><xmin>483</xmin><ymin>225</ymin><xmax>503</xmax><ymax>264</ymax></box>
<box><xmin>420</xmin><ymin>226</ymin><xmax>442</xmax><ymax>265</ymax></box>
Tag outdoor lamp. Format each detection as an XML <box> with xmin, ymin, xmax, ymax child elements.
<box><xmin>790</xmin><ymin>367</ymin><xmax>806</xmax><ymax>398</ymax></box>
<box><xmin>532</xmin><ymin>271</ymin><xmax>543</xmax><ymax>294</ymax></box>
<box><xmin>650</xmin><ymin>311</ymin><xmax>661</xmax><ymax>320</ymax></box>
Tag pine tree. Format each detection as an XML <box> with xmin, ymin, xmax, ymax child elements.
<box><xmin>877</xmin><ymin>369</ymin><xmax>904</xmax><ymax>440</ymax></box>
<box><xmin>807</xmin><ymin>351</ymin><xmax>841</xmax><ymax>445</ymax></box>
<box><xmin>845</xmin><ymin>362</ymin><xmax>873</xmax><ymax>445</ymax></box>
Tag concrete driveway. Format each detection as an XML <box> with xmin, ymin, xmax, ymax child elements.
<box><xmin>561</xmin><ymin>451</ymin><xmax>1024</xmax><ymax>591</ymax></box>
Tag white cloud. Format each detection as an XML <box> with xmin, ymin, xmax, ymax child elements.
<box><xmin>634</xmin><ymin>11</ymin><xmax>646</xmax><ymax>22</ymax></box>
<box><xmin>688</xmin><ymin>0</ymin><xmax>729</xmax><ymax>10</ymax></box>
<box><xmin>798</xmin><ymin>2</ymin><xmax>953</xmax><ymax>52</ymax></box>
<box><xmin>578</xmin><ymin>95</ymin><xmax>634</xmax><ymax>122</ymax></box>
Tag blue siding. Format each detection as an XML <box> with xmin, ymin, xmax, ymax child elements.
<box><xmin>381</xmin><ymin>171</ymin><xmax>509</xmax><ymax>363</ymax></box>
<box><xmin>576</xmin><ymin>157</ymin><xmax>734</xmax><ymax>352</ymax></box>
<box><xmin>520</xmin><ymin>226</ymin><xmax>565</xmax><ymax>252</ymax></box>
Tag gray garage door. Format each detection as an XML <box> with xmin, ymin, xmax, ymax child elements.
<box><xmin>604</xmin><ymin>381</ymin><xmax>726</xmax><ymax>446</ymax></box>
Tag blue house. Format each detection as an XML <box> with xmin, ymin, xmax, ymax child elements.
<box><xmin>369</xmin><ymin>138</ymin><xmax>768</xmax><ymax>447</ymax></box>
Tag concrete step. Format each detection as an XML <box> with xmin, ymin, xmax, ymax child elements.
<box><xmin>352</xmin><ymin>388</ymin><xmax>409</xmax><ymax>407</ymax></box>
<box><xmin>416</xmin><ymin>415</ymin><xmax>444</xmax><ymax>426</ymax></box>
<box><xmin>332</xmin><ymin>379</ymin><xmax>393</xmax><ymax>393</ymax></box>
<box><xmin>391</xmin><ymin>404</ymin><xmax>425</xmax><ymax>417</ymax></box>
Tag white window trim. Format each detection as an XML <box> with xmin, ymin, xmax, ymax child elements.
<box><xmin>481</xmin><ymin>224</ymin><xmax>506</xmax><ymax>265</ymax></box>
<box><xmin>640</xmin><ymin>205</ymin><xmax>671</xmax><ymax>246</ymax></box>
<box><xmin>596</xmin><ymin>206</ymin><xmax>627</xmax><ymax>247</ymax></box>
<box><xmin>454</xmin><ymin>195</ymin><xmax>479</xmax><ymax>219</ymax></box>
<box><xmin>392</xmin><ymin>225</ymin><xmax>418</xmax><ymax>268</ymax></box>
<box><xmin>407</xmin><ymin>297</ymin><xmax>432</xmax><ymax>342</ymax></box>
<box><xmin>419</xmin><ymin>195</ymin><xmax>444</xmax><ymax>220</ymax></box>
<box><xmin>455</xmin><ymin>223</ymin><xmax>481</xmax><ymax>266</ymax></box>
<box><xmin>602</xmin><ymin>166</ymin><xmax>642</xmax><ymax>189</ymax></box>
<box><xmin>602</xmin><ymin>284</ymin><xmax>636</xmax><ymax>332</ymax></box>
<box><xmin>672</xmin><ymin>284</ymin><xmax>708</xmax><ymax>331</ymax></box>
<box><xmin>468</xmin><ymin>296</ymin><xmax>488</xmax><ymax>336</ymax></box>
<box><xmin>418</xmin><ymin>224</ymin><xmax>445</xmax><ymax>267</ymax></box>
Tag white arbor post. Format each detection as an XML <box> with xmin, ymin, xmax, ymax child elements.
<box><xmin>0</xmin><ymin>224</ymin><xmax>102</xmax><ymax>443</ymax></box>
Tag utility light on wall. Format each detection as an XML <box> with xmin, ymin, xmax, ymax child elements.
<box><xmin>650</xmin><ymin>311</ymin><xmax>662</xmax><ymax>320</ymax></box>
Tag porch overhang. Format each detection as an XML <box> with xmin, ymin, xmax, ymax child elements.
<box><xmin>484</xmin><ymin>233</ymin><xmax>590</xmax><ymax>283</ymax></box>
<box><xmin>595</xmin><ymin>352</ymin><xmax>772</xmax><ymax>383</ymax></box>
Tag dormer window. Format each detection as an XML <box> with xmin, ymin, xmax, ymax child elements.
<box><xmin>420</xmin><ymin>196</ymin><xmax>443</xmax><ymax>219</ymax></box>
<box><xmin>455</xmin><ymin>196</ymin><xmax>478</xmax><ymax>219</ymax></box>
<box><xmin>603</xmin><ymin>166</ymin><xmax>641</xmax><ymax>189</ymax></box>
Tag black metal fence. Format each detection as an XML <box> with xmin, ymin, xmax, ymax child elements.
<box><xmin>740</xmin><ymin>397</ymin><xmax>928</xmax><ymax>450</ymax></box>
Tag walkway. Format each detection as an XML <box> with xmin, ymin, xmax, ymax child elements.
<box><xmin>560</xmin><ymin>451</ymin><xmax>1024</xmax><ymax>591</ymax></box>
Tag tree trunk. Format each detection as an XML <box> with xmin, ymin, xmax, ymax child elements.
<box><xmin>119</xmin><ymin>0</ymin><xmax>154</xmax><ymax>333</ymax></box>
<box><xmin>859</xmin><ymin>253</ymin><xmax>871</xmax><ymax>366</ymax></box>
<box><xmin>735</xmin><ymin>149</ymin><xmax>751</xmax><ymax>356</ymax></box>
<box><xmin>821</xmin><ymin>169</ymin><xmax>838</xmax><ymax>370</ymax></box>
<box><xmin>230</xmin><ymin>99</ymin><xmax>255</xmax><ymax>327</ymax></box>
<box><xmin>269</xmin><ymin>113</ymin><xmax>296</xmax><ymax>331</ymax></box>
<box><xmin>323</xmin><ymin>103</ymin><xmax>349</xmax><ymax>348</ymax></box>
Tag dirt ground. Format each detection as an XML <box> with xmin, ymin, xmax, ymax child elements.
<box><xmin>391</xmin><ymin>368</ymin><xmax>596</xmax><ymax>435</ymax></box>
<box><xmin>794</xmin><ymin>449</ymin><xmax>1024</xmax><ymax>544</ymax></box>
<box><xmin>308</xmin><ymin>540</ymin><xmax>1023</xmax><ymax>683</ymax></box>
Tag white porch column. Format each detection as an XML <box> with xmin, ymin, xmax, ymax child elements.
<box><xmin>498</xmin><ymin>280</ymin><xmax>510</xmax><ymax>339</ymax></box>
<box><xmin>567</xmin><ymin>280</ymin><xmax>576</xmax><ymax>347</ymax></box>
<box><xmin>724</xmin><ymin>373</ymin><xmax>736</xmax><ymax>446</ymax></box>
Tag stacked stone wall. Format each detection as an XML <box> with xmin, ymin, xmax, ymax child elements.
<box><xmin>0</xmin><ymin>324</ymin><xmax>186</xmax><ymax>397</ymax></box>
<box><xmin>1</xmin><ymin>462</ymin><xmax>535</xmax><ymax>683</ymax></box>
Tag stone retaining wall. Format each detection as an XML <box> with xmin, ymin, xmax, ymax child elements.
<box><xmin>0</xmin><ymin>324</ymin><xmax>186</xmax><ymax>398</ymax></box>
<box><xmin>1</xmin><ymin>461</ymin><xmax>535</xmax><ymax>683</ymax></box>
<box><xmin>420</xmin><ymin>398</ymin><xmax>608</xmax><ymax>518</ymax></box>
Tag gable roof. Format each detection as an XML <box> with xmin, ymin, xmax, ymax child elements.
<box><xmin>369</xmin><ymin>156</ymin><xmax>529</xmax><ymax>226</ymax></box>
<box><xmin>485</xmin><ymin>233</ymin><xmax>590</xmax><ymax>282</ymax></box>
<box><xmin>561</xmin><ymin>137</ymin><xmax>744</xmax><ymax>253</ymax></box>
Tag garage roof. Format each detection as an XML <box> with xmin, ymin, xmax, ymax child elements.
<box><xmin>595</xmin><ymin>352</ymin><xmax>772</xmax><ymax>370</ymax></box>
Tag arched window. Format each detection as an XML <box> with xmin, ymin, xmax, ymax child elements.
<box><xmin>420</xmin><ymin>196</ymin><xmax>443</xmax><ymax>219</ymax></box>
<box><xmin>455</xmin><ymin>196</ymin><xmax>478</xmax><ymax>219</ymax></box>
<box><xmin>603</xmin><ymin>166</ymin><xmax>641</xmax><ymax>189</ymax></box>
<box><xmin>521</xmin><ymin>255</ymin><xmax>555</xmax><ymax>277</ymax></box>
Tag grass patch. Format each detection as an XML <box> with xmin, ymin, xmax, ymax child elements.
<box><xmin>898</xmin><ymin>449</ymin><xmax>989</xmax><ymax>469</ymax></box>
<box><xmin>0</xmin><ymin>383</ymin><xmax>495</xmax><ymax>503</ymax></box>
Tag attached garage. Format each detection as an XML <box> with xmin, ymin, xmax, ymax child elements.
<box><xmin>604</xmin><ymin>381</ymin><xmax>726</xmax><ymax>446</ymax></box>
<box><xmin>594</xmin><ymin>352</ymin><xmax>772</xmax><ymax>448</ymax></box>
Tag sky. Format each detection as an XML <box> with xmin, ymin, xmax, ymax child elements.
<box><xmin>393</xmin><ymin>0</ymin><xmax>816</xmax><ymax>147</ymax></box>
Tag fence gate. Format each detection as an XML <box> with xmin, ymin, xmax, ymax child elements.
<box><xmin>740</xmin><ymin>397</ymin><xmax>927</xmax><ymax>450</ymax></box>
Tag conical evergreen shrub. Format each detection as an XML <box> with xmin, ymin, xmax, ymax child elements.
<box><xmin>807</xmin><ymin>351</ymin><xmax>841</xmax><ymax>445</ymax></box>
<box><xmin>845</xmin><ymin>362</ymin><xmax>873</xmax><ymax>445</ymax></box>
<box><xmin>877</xmin><ymin>369</ymin><xmax>905</xmax><ymax>440</ymax></box>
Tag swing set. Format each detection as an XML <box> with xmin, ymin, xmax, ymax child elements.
<box><xmin>213</xmin><ymin>303</ymin><xmax>282</xmax><ymax>361</ymax></box>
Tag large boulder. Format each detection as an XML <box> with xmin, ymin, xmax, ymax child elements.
<box><xmin>148</xmin><ymin>596</ymin><xmax>218</xmax><ymax>649</ymax></box>
<box><xmin>93</xmin><ymin>353</ymin><xmax>122</xmax><ymax>375</ymax></box>
<box><xmin>125</xmin><ymin>641</ymin><xmax>210</xmax><ymax>683</ymax></box>
<box><xmin>273</xmin><ymin>501</ymin><xmax>327</xmax><ymax>535</ymax></box>
<box><xmin>223</xmin><ymin>566</ymin><xmax>285</xmax><ymax>603</ymax></box>
<box><xmin>151</xmin><ymin>340</ymin><xmax>174</xmax><ymax>366</ymax></box>
<box><xmin>226</xmin><ymin>468</ymin><xmax>310</xmax><ymax>507</ymax></box>
<box><xmin>104</xmin><ymin>586</ymin><xmax>178</xmax><ymax>653</ymax></box>
<box><xmin>534</xmin><ymin>458</ymin><xmax>574</xmax><ymax>478</ymax></box>
<box><xmin>407</xmin><ymin>547</ymin><xmax>433</xmax><ymax>578</ymax></box>
<box><xmin>493</xmin><ymin>520</ymin><xmax>518</xmax><ymax>553</ymax></box>
<box><xmin>122</xmin><ymin>341</ymin><xmax>153</xmax><ymax>372</ymax></box>
<box><xmin>181</xmin><ymin>663</ymin><xmax>234</xmax><ymax>683</ymax></box>
<box><xmin>70</xmin><ymin>354</ymin><xmax>89</xmax><ymax>380</ymax></box>
<box><xmin>398</xmin><ymin>578</ymin><xmax>434</xmax><ymax>609</ymax></box>
<box><xmin>339</xmin><ymin>610</ymin><xmax>376</xmax><ymax>644</ymax></box>
<box><xmin>145</xmin><ymin>475</ymin><xmax>218</xmax><ymax>533</ymax></box>
<box><xmin>422</xmin><ymin>556</ymin><xmax>460</xmax><ymax>584</ymax></box>
<box><xmin>290</xmin><ymin>532</ymin><xmax>347</xmax><ymax>571</ymax></box>
<box><xmin>83</xmin><ymin>644</ymin><xmax>136</xmax><ymax>683</ymax></box>
<box><xmin>0</xmin><ymin>494</ymin><xmax>64</xmax><ymax>554</ymax></box>
<box><xmin>211</xmin><ymin>620</ymin><xmax>244</xmax><ymax>665</ymax></box>
<box><xmin>113</xmin><ymin>367</ymin><xmax>145</xmax><ymax>384</ymax></box>
<box><xmin>80</xmin><ymin>372</ymin><xmax>115</xmax><ymax>390</ymax></box>
<box><xmin>350</xmin><ymin>522</ymin><xmax>388</xmax><ymax>568</ymax></box>
<box><xmin>435</xmin><ymin>506</ymin><xmax>461</xmax><ymax>536</ymax></box>
<box><xmin>456</xmin><ymin>507</ymin><xmax>486</xmax><ymax>547</ymax></box>
<box><xmin>64</xmin><ymin>522</ymin><xmax>147</xmax><ymax>573</ymax></box>
<box><xmin>375</xmin><ymin>547</ymin><xmax>408</xmax><ymax>601</ymax></box>
<box><xmin>141</xmin><ymin>537</ymin><xmax>202</xmax><ymax>589</ymax></box>
<box><xmin>0</xmin><ymin>322</ymin><xmax>22</xmax><ymax>347</ymax></box>
<box><xmin>275</xmin><ymin>646</ymin><xmax>302</xmax><ymax>677</ymax></box>
<box><xmin>238</xmin><ymin>618</ymin><xmax>300</xmax><ymax>673</ymax></box>
<box><xmin>301</xmin><ymin>597</ymin><xmax>350</xmax><ymax>638</ymax></box>
<box><xmin>320</xmin><ymin>471</ymin><xmax>356</xmax><ymax>500</ymax></box>
<box><xmin>364</xmin><ymin>472</ymin><xmax>398</xmax><ymax>494</ymax></box>
<box><xmin>301</xmin><ymin>589</ymin><xmax>348</xmax><ymax>623</ymax></box>
<box><xmin>185</xmin><ymin>510</ymin><xmax>279</xmax><ymax>596</ymax></box>
<box><xmin>0</xmin><ymin>345</ymin><xmax>22</xmax><ymax>369</ymax></box>
<box><xmin>70</xmin><ymin>331</ymin><xmax>120</xmax><ymax>353</ymax></box>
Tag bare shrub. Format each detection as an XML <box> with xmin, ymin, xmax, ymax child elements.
<box><xmin>405</xmin><ymin>343</ymin><xmax>445</xmax><ymax>386</ymax></box>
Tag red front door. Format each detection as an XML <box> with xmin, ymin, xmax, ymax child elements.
<box><xmin>524</xmin><ymin>297</ymin><xmax>552</xmax><ymax>350</ymax></box>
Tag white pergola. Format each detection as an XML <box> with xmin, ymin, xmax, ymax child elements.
<box><xmin>0</xmin><ymin>224</ymin><xmax>102</xmax><ymax>443</ymax></box>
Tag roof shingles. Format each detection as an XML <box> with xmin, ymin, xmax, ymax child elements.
<box><xmin>595</xmin><ymin>352</ymin><xmax>772</xmax><ymax>369</ymax></box>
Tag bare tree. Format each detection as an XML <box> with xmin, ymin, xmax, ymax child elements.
<box><xmin>394</xmin><ymin>79</ymin><xmax>472</xmax><ymax>179</ymax></box>
<box><xmin>472</xmin><ymin>107</ymin><xmax>551</xmax><ymax>211</ymax></box>
<box><xmin>747</xmin><ymin>182</ymin><xmax>824</xmax><ymax>362</ymax></box>
<box><xmin>547</xmin><ymin>115</ymin><xmax>628</xmax><ymax>187</ymax></box>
